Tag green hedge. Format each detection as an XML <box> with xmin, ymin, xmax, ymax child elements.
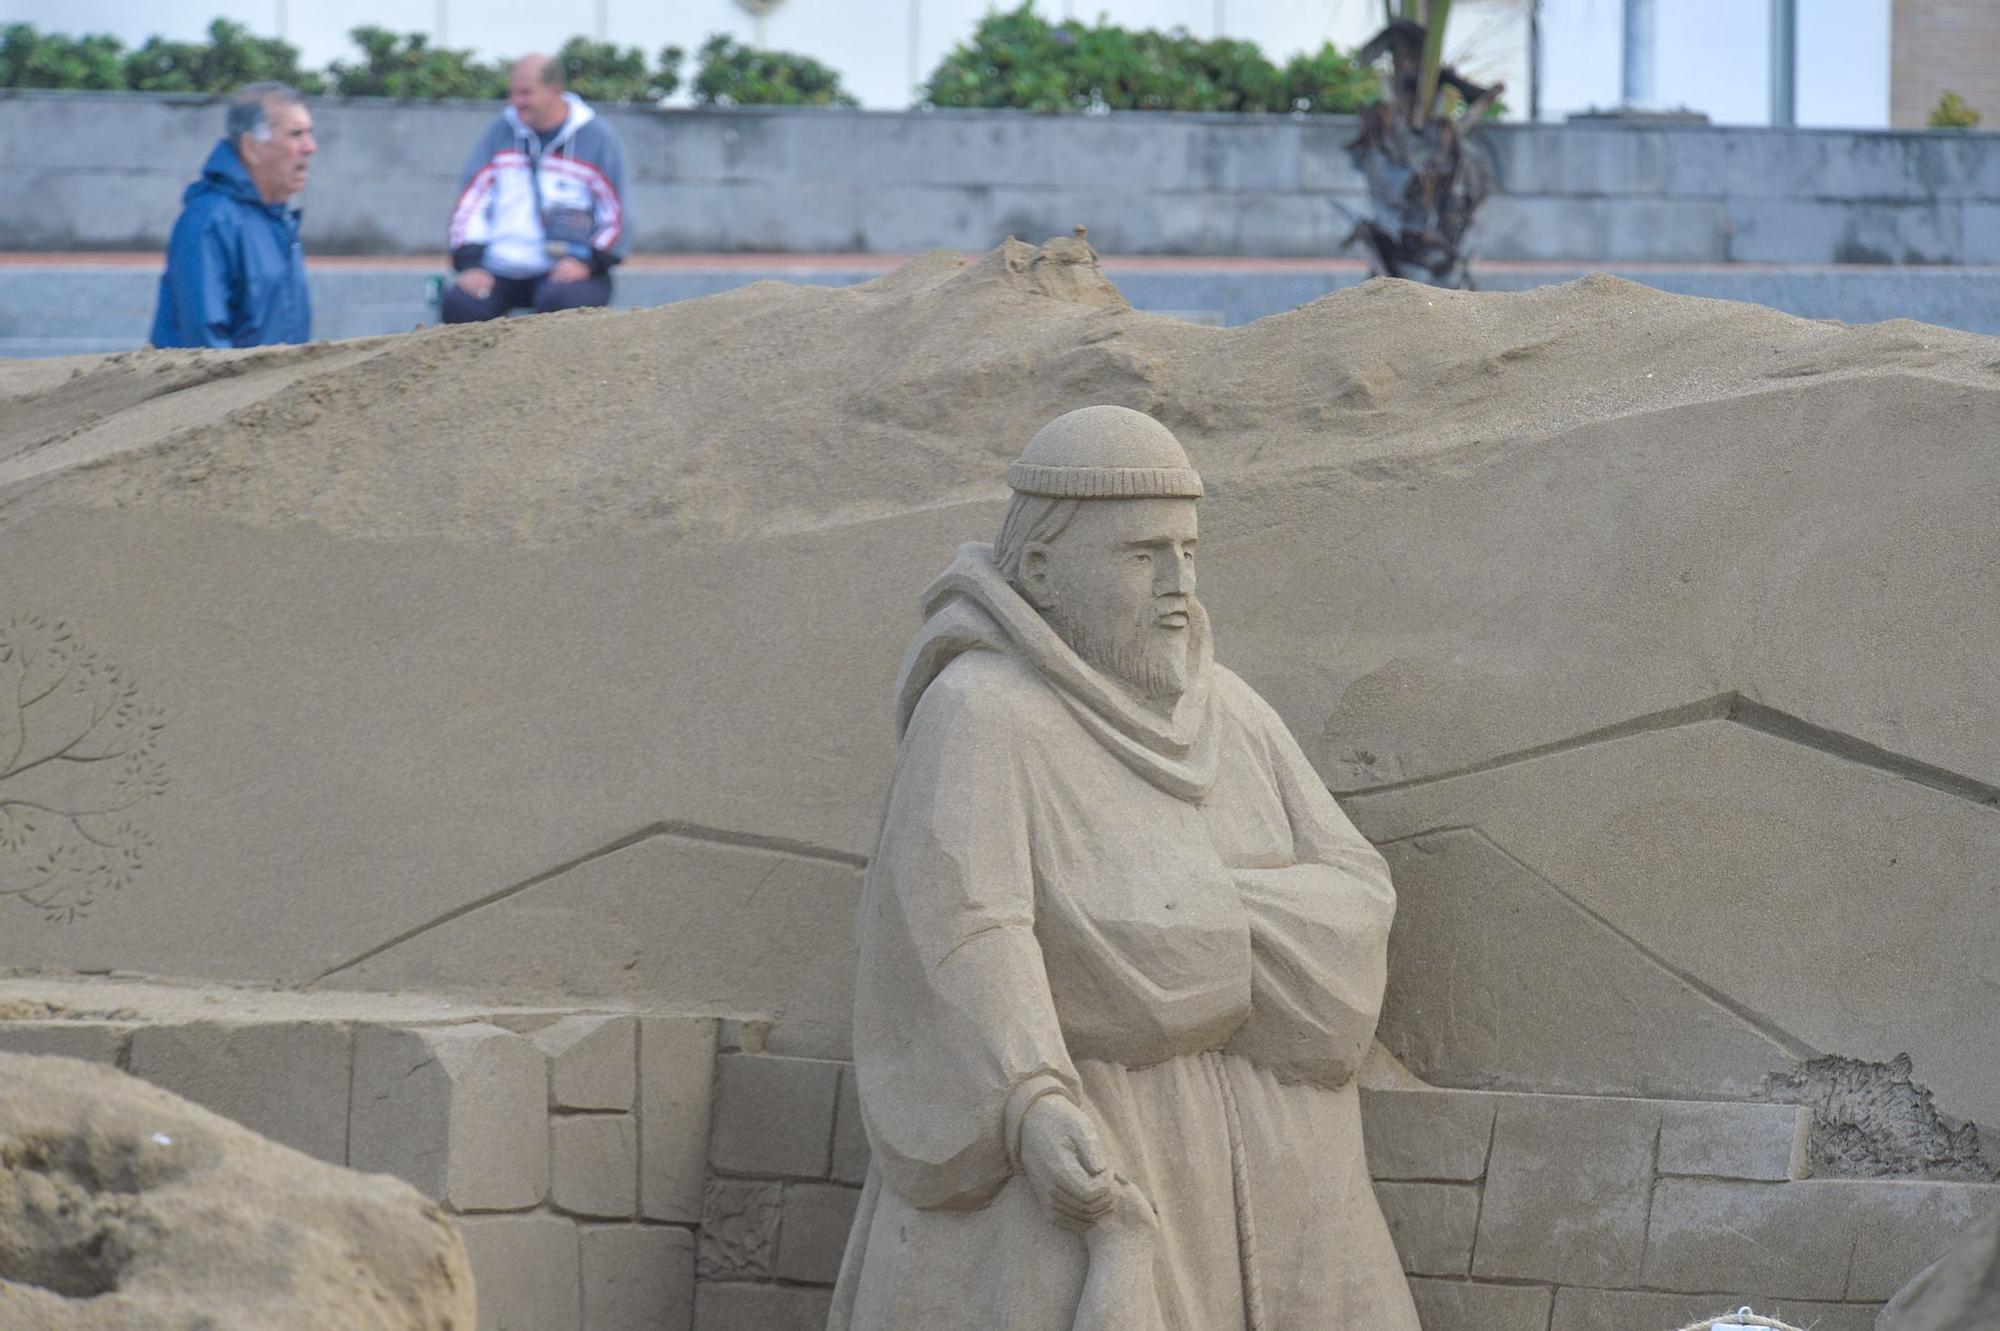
<box><xmin>2</xmin><ymin>20</ymin><xmax>321</xmax><ymax>95</ymax></box>
<box><xmin>0</xmin><ymin>22</ymin><xmax>840</xmax><ymax>107</ymax></box>
<box><xmin>921</xmin><ymin>5</ymin><xmax>1376</xmax><ymax>114</ymax></box>
<box><xmin>4</xmin><ymin>11</ymin><xmax>1383</xmax><ymax>115</ymax></box>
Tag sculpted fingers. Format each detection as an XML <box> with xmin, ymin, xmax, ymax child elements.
<box><xmin>1020</xmin><ymin>1096</ymin><xmax>1117</xmax><ymax>1229</ymax></box>
<box><xmin>1073</xmin><ymin>1125</ymin><xmax>1110</xmax><ymax>1178</ymax></box>
<box><xmin>1047</xmin><ymin>1132</ymin><xmax>1114</xmax><ymax>1228</ymax></box>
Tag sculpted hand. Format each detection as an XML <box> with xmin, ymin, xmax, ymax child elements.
<box><xmin>549</xmin><ymin>256</ymin><xmax>591</xmax><ymax>283</ymax></box>
<box><xmin>1020</xmin><ymin>1095</ymin><xmax>1115</xmax><ymax>1230</ymax></box>
<box><xmin>456</xmin><ymin>267</ymin><xmax>495</xmax><ymax>299</ymax></box>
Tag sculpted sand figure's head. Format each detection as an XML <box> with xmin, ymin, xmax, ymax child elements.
<box><xmin>996</xmin><ymin>406</ymin><xmax>1204</xmax><ymax>704</ymax></box>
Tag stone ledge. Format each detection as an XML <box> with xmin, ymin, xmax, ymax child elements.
<box><xmin>0</xmin><ymin>1020</ymin><xmax>132</xmax><ymax>1065</ymax></box>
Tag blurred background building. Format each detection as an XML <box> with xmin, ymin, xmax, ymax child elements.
<box><xmin>1890</xmin><ymin>0</ymin><xmax>2000</xmax><ymax>128</ymax></box>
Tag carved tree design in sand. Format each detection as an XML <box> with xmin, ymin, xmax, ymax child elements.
<box><xmin>0</xmin><ymin>613</ymin><xmax>168</xmax><ymax>923</ymax></box>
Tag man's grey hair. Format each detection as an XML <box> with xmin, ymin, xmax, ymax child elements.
<box><xmin>994</xmin><ymin>494</ymin><xmax>1082</xmax><ymax>589</ymax></box>
<box><xmin>226</xmin><ymin>83</ymin><xmax>305</xmax><ymax>144</ymax></box>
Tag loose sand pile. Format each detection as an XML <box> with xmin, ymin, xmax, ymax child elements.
<box><xmin>4</xmin><ymin>235</ymin><xmax>1995</xmax><ymax>546</ymax></box>
<box><xmin>0</xmin><ymin>1053</ymin><xmax>473</xmax><ymax>1331</ymax></box>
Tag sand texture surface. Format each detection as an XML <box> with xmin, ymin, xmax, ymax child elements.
<box><xmin>0</xmin><ymin>1052</ymin><xmax>474</xmax><ymax>1330</ymax></box>
<box><xmin>5</xmin><ymin>235</ymin><xmax>1995</xmax><ymax>547</ymax></box>
<box><xmin>2</xmin><ymin>238</ymin><xmax>1996</xmax><ymax>1136</ymax></box>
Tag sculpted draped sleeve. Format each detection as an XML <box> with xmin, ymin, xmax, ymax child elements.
<box><xmin>1220</xmin><ymin>680</ymin><xmax>1397</xmax><ymax>1088</ymax></box>
<box><xmin>852</xmin><ymin>652</ymin><xmax>1081</xmax><ymax>1212</ymax></box>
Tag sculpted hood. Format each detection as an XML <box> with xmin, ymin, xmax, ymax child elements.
<box><xmin>894</xmin><ymin>543</ymin><xmax>1218</xmax><ymax>802</ymax></box>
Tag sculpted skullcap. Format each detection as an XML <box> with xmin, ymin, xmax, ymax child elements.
<box><xmin>1006</xmin><ymin>405</ymin><xmax>1204</xmax><ymax>499</ymax></box>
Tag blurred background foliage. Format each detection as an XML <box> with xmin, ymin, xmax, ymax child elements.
<box><xmin>1</xmin><ymin>10</ymin><xmax>1377</xmax><ymax>113</ymax></box>
<box><xmin>921</xmin><ymin>5</ymin><xmax>1376</xmax><ymax>114</ymax></box>
<box><xmin>1929</xmin><ymin>91</ymin><xmax>1981</xmax><ymax>129</ymax></box>
<box><xmin>323</xmin><ymin>28</ymin><xmax>506</xmax><ymax>99</ymax></box>
<box><xmin>3</xmin><ymin>23</ymin><xmax>734</xmax><ymax>105</ymax></box>
<box><xmin>3</xmin><ymin>19</ymin><xmax>324</xmax><ymax>94</ymax></box>
<box><xmin>691</xmin><ymin>34</ymin><xmax>858</xmax><ymax>107</ymax></box>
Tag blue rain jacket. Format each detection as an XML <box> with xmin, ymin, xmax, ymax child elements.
<box><xmin>150</xmin><ymin>140</ymin><xmax>311</xmax><ymax>348</ymax></box>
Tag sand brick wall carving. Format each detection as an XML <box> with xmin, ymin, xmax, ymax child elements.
<box><xmin>699</xmin><ymin>1053</ymin><xmax>1999</xmax><ymax>1331</ymax></box>
<box><xmin>20</xmin><ymin>1006</ymin><xmax>1974</xmax><ymax>1331</ymax></box>
<box><xmin>0</xmin><ymin>1011</ymin><xmax>715</xmax><ymax>1331</ymax></box>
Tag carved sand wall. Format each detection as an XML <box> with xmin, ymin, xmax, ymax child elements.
<box><xmin>6</xmin><ymin>1004</ymin><xmax>1991</xmax><ymax>1331</ymax></box>
<box><xmin>2</xmin><ymin>238</ymin><xmax>1995</xmax><ymax>1150</ymax></box>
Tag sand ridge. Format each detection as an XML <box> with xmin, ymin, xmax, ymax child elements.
<box><xmin>2</xmin><ymin>236</ymin><xmax>1997</xmax><ymax>546</ymax></box>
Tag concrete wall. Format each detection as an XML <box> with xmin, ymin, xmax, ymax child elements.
<box><xmin>8</xmin><ymin>1013</ymin><xmax>1989</xmax><ymax>1331</ymax></box>
<box><xmin>5</xmin><ymin>91</ymin><xmax>2000</xmax><ymax>261</ymax></box>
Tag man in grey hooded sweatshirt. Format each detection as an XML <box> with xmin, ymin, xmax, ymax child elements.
<box><xmin>444</xmin><ymin>54</ymin><xmax>629</xmax><ymax>322</ymax></box>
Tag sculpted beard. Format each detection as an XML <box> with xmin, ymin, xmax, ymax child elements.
<box><xmin>1048</xmin><ymin>598</ymin><xmax>1193</xmax><ymax>701</ymax></box>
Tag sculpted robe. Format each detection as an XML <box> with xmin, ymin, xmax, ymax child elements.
<box><xmin>829</xmin><ymin>546</ymin><xmax>1419</xmax><ymax>1331</ymax></box>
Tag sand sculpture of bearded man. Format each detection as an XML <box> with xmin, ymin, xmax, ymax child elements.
<box><xmin>829</xmin><ymin>406</ymin><xmax>1420</xmax><ymax>1331</ymax></box>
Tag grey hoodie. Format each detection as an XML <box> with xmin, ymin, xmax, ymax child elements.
<box><xmin>448</xmin><ymin>92</ymin><xmax>629</xmax><ymax>279</ymax></box>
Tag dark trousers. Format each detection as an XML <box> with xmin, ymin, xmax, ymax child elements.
<box><xmin>440</xmin><ymin>271</ymin><xmax>613</xmax><ymax>323</ymax></box>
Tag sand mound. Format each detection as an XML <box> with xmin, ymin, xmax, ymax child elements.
<box><xmin>4</xmin><ymin>237</ymin><xmax>1994</xmax><ymax>544</ymax></box>
<box><xmin>0</xmin><ymin>1052</ymin><xmax>473</xmax><ymax>1330</ymax></box>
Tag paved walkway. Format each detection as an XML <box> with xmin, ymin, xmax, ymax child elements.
<box><xmin>8</xmin><ymin>251</ymin><xmax>2000</xmax><ymax>275</ymax></box>
<box><xmin>7</xmin><ymin>253</ymin><xmax>1999</xmax><ymax>356</ymax></box>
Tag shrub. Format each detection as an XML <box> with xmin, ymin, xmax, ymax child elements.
<box><xmin>122</xmin><ymin>19</ymin><xmax>324</xmax><ymax>94</ymax></box>
<box><xmin>556</xmin><ymin>36</ymin><xmax>684</xmax><ymax>104</ymax></box>
<box><xmin>0</xmin><ymin>23</ymin><xmax>126</xmax><ymax>90</ymax></box>
<box><xmin>1930</xmin><ymin>92</ymin><xmax>1981</xmax><ymax>130</ymax></box>
<box><xmin>692</xmin><ymin>33</ymin><xmax>857</xmax><ymax>107</ymax></box>
<box><xmin>323</xmin><ymin>26</ymin><xmax>507</xmax><ymax>100</ymax></box>
<box><xmin>921</xmin><ymin>4</ymin><xmax>1372</xmax><ymax>114</ymax></box>
<box><xmin>1282</xmin><ymin>42</ymin><xmax>1378</xmax><ymax>114</ymax></box>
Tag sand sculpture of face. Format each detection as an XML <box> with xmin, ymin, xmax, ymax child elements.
<box><xmin>1019</xmin><ymin>496</ymin><xmax>1200</xmax><ymax>702</ymax></box>
<box><xmin>999</xmin><ymin>405</ymin><xmax>1207</xmax><ymax>706</ymax></box>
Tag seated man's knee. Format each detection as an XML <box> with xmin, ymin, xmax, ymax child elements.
<box><xmin>440</xmin><ymin>285</ymin><xmax>503</xmax><ymax>324</ymax></box>
<box><xmin>532</xmin><ymin>276</ymin><xmax>610</xmax><ymax>314</ymax></box>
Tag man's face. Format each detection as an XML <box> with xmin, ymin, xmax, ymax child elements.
<box><xmin>510</xmin><ymin>64</ymin><xmax>567</xmax><ymax>132</ymax></box>
<box><xmin>1027</xmin><ymin>498</ymin><xmax>1199</xmax><ymax>702</ymax></box>
<box><xmin>240</xmin><ymin>103</ymin><xmax>315</xmax><ymax>204</ymax></box>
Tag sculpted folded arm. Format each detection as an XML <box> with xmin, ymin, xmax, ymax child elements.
<box><xmin>1223</xmin><ymin>679</ymin><xmax>1397</xmax><ymax>1086</ymax></box>
<box><xmin>851</xmin><ymin>655</ymin><xmax>1084</xmax><ymax>1212</ymax></box>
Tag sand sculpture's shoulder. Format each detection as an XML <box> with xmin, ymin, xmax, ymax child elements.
<box><xmin>908</xmin><ymin>648</ymin><xmax>1063</xmax><ymax>740</ymax></box>
<box><xmin>1211</xmin><ymin>662</ymin><xmax>1286</xmax><ymax>735</ymax></box>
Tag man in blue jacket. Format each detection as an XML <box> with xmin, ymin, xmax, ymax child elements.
<box><xmin>151</xmin><ymin>83</ymin><xmax>316</xmax><ymax>349</ymax></box>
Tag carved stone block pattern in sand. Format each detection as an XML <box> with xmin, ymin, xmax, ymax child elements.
<box><xmin>0</xmin><ymin>612</ymin><xmax>168</xmax><ymax>922</ymax></box>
